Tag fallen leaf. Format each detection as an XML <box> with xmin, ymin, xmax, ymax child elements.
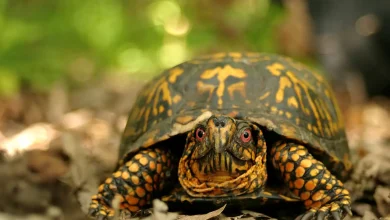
<box><xmin>177</xmin><ymin>204</ymin><xmax>226</xmax><ymax>220</ymax></box>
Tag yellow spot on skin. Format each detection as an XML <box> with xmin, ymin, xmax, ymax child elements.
<box><xmin>305</xmin><ymin>180</ymin><xmax>316</xmax><ymax>191</ymax></box>
<box><xmin>300</xmin><ymin>159</ymin><xmax>312</xmax><ymax>168</ymax></box>
<box><xmin>259</xmin><ymin>91</ymin><xmax>270</xmax><ymax>100</ymax></box>
<box><xmin>127</xmin><ymin>196</ymin><xmax>139</xmax><ymax>205</ymax></box>
<box><xmin>278</xmin><ymin>110</ymin><xmax>284</xmax><ymax>115</ymax></box>
<box><xmin>307</xmin><ymin>124</ymin><xmax>312</xmax><ymax>131</ymax></box>
<box><xmin>129</xmin><ymin>163</ymin><xmax>139</xmax><ymax>173</ymax></box>
<box><xmin>156</xmin><ymin>163</ymin><xmax>162</xmax><ymax>173</ymax></box>
<box><xmin>296</xmin><ymin>149</ymin><xmax>306</xmax><ymax>156</ymax></box>
<box><xmin>326</xmin><ymin>184</ymin><xmax>332</xmax><ymax>190</ymax></box>
<box><xmin>294</xmin><ymin>178</ymin><xmax>305</xmax><ymax>189</ymax></box>
<box><xmin>291</xmin><ymin>154</ymin><xmax>300</xmax><ymax>161</ymax></box>
<box><xmin>300</xmin><ymin>191</ymin><xmax>311</xmax><ymax>200</ymax></box>
<box><xmin>139</xmin><ymin>157</ymin><xmax>148</xmax><ymax>166</ymax></box>
<box><xmin>295</xmin><ymin>166</ymin><xmax>305</xmax><ymax>177</ymax></box>
<box><xmin>167</xmin><ymin>109</ymin><xmax>173</xmax><ymax>116</ymax></box>
<box><xmin>136</xmin><ymin>187</ymin><xmax>146</xmax><ymax>198</ymax></box>
<box><xmin>149</xmin><ymin>161</ymin><xmax>156</xmax><ymax>170</ymax></box>
<box><xmin>312</xmin><ymin>201</ymin><xmax>322</xmax><ymax>209</ymax></box>
<box><xmin>287</xmin><ymin>97</ymin><xmax>299</xmax><ymax>108</ymax></box>
<box><xmin>105</xmin><ymin>178</ymin><xmax>113</xmax><ymax>184</ymax></box>
<box><xmin>304</xmin><ymin>199</ymin><xmax>312</xmax><ymax>206</ymax></box>
<box><xmin>168</xmin><ymin>67</ymin><xmax>184</xmax><ymax>83</ymax></box>
<box><xmin>121</xmin><ymin>172</ymin><xmax>130</xmax><ymax>180</ymax></box>
<box><xmin>310</xmin><ymin>169</ymin><xmax>319</xmax><ymax>176</ymax></box>
<box><xmin>271</xmin><ymin>106</ymin><xmax>278</xmax><ymax>113</ymax></box>
<box><xmin>266</xmin><ymin>62</ymin><xmax>285</xmax><ymax>76</ymax></box>
<box><xmin>312</xmin><ymin>190</ymin><xmax>324</xmax><ymax>201</ymax></box>
<box><xmin>131</xmin><ymin>176</ymin><xmax>139</xmax><ymax>185</ymax></box>
<box><xmin>285</xmin><ymin>112</ymin><xmax>292</xmax><ymax>119</ymax></box>
<box><xmin>143</xmin><ymin>172</ymin><xmax>153</xmax><ymax>183</ymax></box>
<box><xmin>276</xmin><ymin>76</ymin><xmax>292</xmax><ymax>103</ymax></box>
<box><xmin>113</xmin><ymin>171</ymin><xmax>122</xmax><ymax>178</ymax></box>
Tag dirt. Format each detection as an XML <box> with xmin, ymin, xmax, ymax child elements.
<box><xmin>0</xmin><ymin>76</ymin><xmax>389</xmax><ymax>220</ymax></box>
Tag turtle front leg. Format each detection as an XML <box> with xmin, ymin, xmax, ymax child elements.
<box><xmin>271</xmin><ymin>141</ymin><xmax>352</xmax><ymax>220</ymax></box>
<box><xmin>88</xmin><ymin>147</ymin><xmax>176</xmax><ymax>219</ymax></box>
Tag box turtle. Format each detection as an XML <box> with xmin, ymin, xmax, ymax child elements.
<box><xmin>89</xmin><ymin>52</ymin><xmax>353</xmax><ymax>220</ymax></box>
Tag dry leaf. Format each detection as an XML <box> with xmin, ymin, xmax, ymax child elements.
<box><xmin>177</xmin><ymin>204</ymin><xmax>226</xmax><ymax>220</ymax></box>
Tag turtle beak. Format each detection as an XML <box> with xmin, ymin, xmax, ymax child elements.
<box><xmin>209</xmin><ymin>116</ymin><xmax>234</xmax><ymax>153</ymax></box>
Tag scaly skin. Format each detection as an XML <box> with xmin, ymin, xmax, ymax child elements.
<box><xmin>88</xmin><ymin>148</ymin><xmax>175</xmax><ymax>219</ymax></box>
<box><xmin>271</xmin><ymin>141</ymin><xmax>352</xmax><ymax>220</ymax></box>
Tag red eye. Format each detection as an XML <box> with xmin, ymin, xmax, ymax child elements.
<box><xmin>195</xmin><ymin>127</ymin><xmax>205</xmax><ymax>141</ymax></box>
<box><xmin>240</xmin><ymin>129</ymin><xmax>252</xmax><ymax>143</ymax></box>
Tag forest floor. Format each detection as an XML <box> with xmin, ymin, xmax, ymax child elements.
<box><xmin>0</xmin><ymin>76</ymin><xmax>389</xmax><ymax>220</ymax></box>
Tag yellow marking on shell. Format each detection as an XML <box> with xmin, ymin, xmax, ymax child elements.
<box><xmin>295</xmin><ymin>117</ymin><xmax>300</xmax><ymax>125</ymax></box>
<box><xmin>168</xmin><ymin>67</ymin><xmax>184</xmax><ymax>83</ymax></box>
<box><xmin>313</xmin><ymin>126</ymin><xmax>319</xmax><ymax>135</ymax></box>
<box><xmin>227</xmin><ymin>81</ymin><xmax>247</xmax><ymax>99</ymax></box>
<box><xmin>159</xmin><ymin>105</ymin><xmax>164</xmax><ymax>113</ymax></box>
<box><xmin>199</xmin><ymin>65</ymin><xmax>247</xmax><ymax>107</ymax></box>
<box><xmin>266</xmin><ymin>62</ymin><xmax>285</xmax><ymax>76</ymax></box>
<box><xmin>286</xmin><ymin>71</ymin><xmax>327</xmax><ymax>135</ymax></box>
<box><xmin>271</xmin><ymin>106</ymin><xmax>278</xmax><ymax>113</ymax></box>
<box><xmin>307</xmin><ymin>124</ymin><xmax>312</xmax><ymax>131</ymax></box>
<box><xmin>167</xmin><ymin>109</ymin><xmax>173</xmax><ymax>116</ymax></box>
<box><xmin>287</xmin><ymin>96</ymin><xmax>299</xmax><ymax>108</ymax></box>
<box><xmin>276</xmin><ymin>76</ymin><xmax>292</xmax><ymax>103</ymax></box>
<box><xmin>259</xmin><ymin>91</ymin><xmax>270</xmax><ymax>100</ymax></box>
<box><xmin>278</xmin><ymin>110</ymin><xmax>284</xmax><ymax>115</ymax></box>
<box><xmin>173</xmin><ymin>95</ymin><xmax>182</xmax><ymax>103</ymax></box>
<box><xmin>285</xmin><ymin>112</ymin><xmax>292</xmax><ymax>119</ymax></box>
<box><xmin>176</xmin><ymin>115</ymin><xmax>194</xmax><ymax>124</ymax></box>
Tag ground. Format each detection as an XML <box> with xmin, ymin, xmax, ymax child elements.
<box><xmin>0</xmin><ymin>75</ymin><xmax>389</xmax><ymax>220</ymax></box>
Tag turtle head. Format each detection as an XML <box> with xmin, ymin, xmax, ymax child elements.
<box><xmin>178</xmin><ymin>115</ymin><xmax>268</xmax><ymax>197</ymax></box>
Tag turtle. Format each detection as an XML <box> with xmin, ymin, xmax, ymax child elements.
<box><xmin>88</xmin><ymin>52</ymin><xmax>353</xmax><ymax>220</ymax></box>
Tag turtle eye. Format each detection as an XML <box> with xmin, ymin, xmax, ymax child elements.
<box><xmin>240</xmin><ymin>129</ymin><xmax>252</xmax><ymax>143</ymax></box>
<box><xmin>195</xmin><ymin>127</ymin><xmax>206</xmax><ymax>141</ymax></box>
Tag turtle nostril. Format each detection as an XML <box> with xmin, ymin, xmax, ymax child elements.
<box><xmin>213</xmin><ymin>117</ymin><xmax>226</xmax><ymax>128</ymax></box>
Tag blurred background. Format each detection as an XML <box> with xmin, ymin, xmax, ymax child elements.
<box><xmin>0</xmin><ymin>0</ymin><xmax>389</xmax><ymax>219</ymax></box>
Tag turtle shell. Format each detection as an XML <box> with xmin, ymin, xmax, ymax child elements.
<box><xmin>119</xmin><ymin>52</ymin><xmax>352</xmax><ymax>180</ymax></box>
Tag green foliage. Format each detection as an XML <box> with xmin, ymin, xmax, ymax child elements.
<box><xmin>0</xmin><ymin>0</ymin><xmax>290</xmax><ymax>95</ymax></box>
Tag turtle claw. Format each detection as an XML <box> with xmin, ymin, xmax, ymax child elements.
<box><xmin>88</xmin><ymin>196</ymin><xmax>115</xmax><ymax>220</ymax></box>
<box><xmin>297</xmin><ymin>202</ymin><xmax>352</xmax><ymax>220</ymax></box>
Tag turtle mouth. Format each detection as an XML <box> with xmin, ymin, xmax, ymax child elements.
<box><xmin>189</xmin><ymin>149</ymin><xmax>255</xmax><ymax>183</ymax></box>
